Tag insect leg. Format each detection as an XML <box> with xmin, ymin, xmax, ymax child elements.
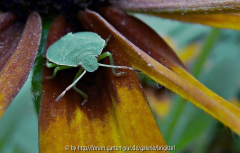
<box><xmin>98</xmin><ymin>63</ymin><xmax>141</xmax><ymax>73</ymax></box>
<box><xmin>97</xmin><ymin>52</ymin><xmax>141</xmax><ymax>76</ymax></box>
<box><xmin>46</xmin><ymin>59</ymin><xmax>58</xmax><ymax>68</ymax></box>
<box><xmin>73</xmin><ymin>68</ymin><xmax>88</xmax><ymax>105</ymax></box>
<box><xmin>73</xmin><ymin>86</ymin><xmax>88</xmax><ymax>106</ymax></box>
<box><xmin>56</xmin><ymin>70</ymin><xmax>87</xmax><ymax>102</ymax></box>
<box><xmin>46</xmin><ymin>65</ymin><xmax>72</xmax><ymax>79</ymax></box>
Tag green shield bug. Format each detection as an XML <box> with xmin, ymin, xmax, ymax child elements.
<box><xmin>46</xmin><ymin>32</ymin><xmax>139</xmax><ymax>105</ymax></box>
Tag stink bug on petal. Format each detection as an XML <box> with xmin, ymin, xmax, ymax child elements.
<box><xmin>46</xmin><ymin>32</ymin><xmax>140</xmax><ymax>105</ymax></box>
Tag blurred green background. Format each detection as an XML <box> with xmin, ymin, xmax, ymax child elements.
<box><xmin>0</xmin><ymin>13</ymin><xmax>240</xmax><ymax>153</ymax></box>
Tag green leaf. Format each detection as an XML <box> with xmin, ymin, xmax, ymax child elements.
<box><xmin>31</xmin><ymin>19</ymin><xmax>51</xmax><ymax>115</ymax></box>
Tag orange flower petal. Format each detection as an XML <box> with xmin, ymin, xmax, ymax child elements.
<box><xmin>78</xmin><ymin>9</ymin><xmax>240</xmax><ymax>136</ymax></box>
<box><xmin>39</xmin><ymin>16</ymin><xmax>166</xmax><ymax>152</ymax></box>
<box><xmin>0</xmin><ymin>12</ymin><xmax>42</xmax><ymax>117</ymax></box>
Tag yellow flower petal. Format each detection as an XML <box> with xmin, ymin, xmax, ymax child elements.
<box><xmin>78</xmin><ymin>9</ymin><xmax>240</xmax><ymax>136</ymax></box>
<box><xmin>39</xmin><ymin>16</ymin><xmax>166</xmax><ymax>152</ymax></box>
<box><xmin>156</xmin><ymin>13</ymin><xmax>240</xmax><ymax>31</ymax></box>
<box><xmin>111</xmin><ymin>0</ymin><xmax>240</xmax><ymax>30</ymax></box>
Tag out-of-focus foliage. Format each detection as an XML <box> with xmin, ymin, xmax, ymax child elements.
<box><xmin>134</xmin><ymin>14</ymin><xmax>240</xmax><ymax>153</ymax></box>
<box><xmin>0</xmin><ymin>73</ymin><xmax>38</xmax><ymax>153</ymax></box>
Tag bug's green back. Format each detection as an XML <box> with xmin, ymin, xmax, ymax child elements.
<box><xmin>47</xmin><ymin>32</ymin><xmax>105</xmax><ymax>71</ymax></box>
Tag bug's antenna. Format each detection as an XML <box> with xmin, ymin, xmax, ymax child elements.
<box><xmin>55</xmin><ymin>70</ymin><xmax>87</xmax><ymax>102</ymax></box>
<box><xmin>105</xmin><ymin>35</ymin><xmax>112</xmax><ymax>44</ymax></box>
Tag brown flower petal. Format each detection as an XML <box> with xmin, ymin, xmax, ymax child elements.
<box><xmin>110</xmin><ymin>0</ymin><xmax>240</xmax><ymax>30</ymax></box>
<box><xmin>78</xmin><ymin>9</ymin><xmax>240</xmax><ymax>135</ymax></box>
<box><xmin>0</xmin><ymin>12</ymin><xmax>42</xmax><ymax>117</ymax></box>
<box><xmin>39</xmin><ymin>16</ymin><xmax>166</xmax><ymax>152</ymax></box>
<box><xmin>0</xmin><ymin>12</ymin><xmax>16</xmax><ymax>32</ymax></box>
<box><xmin>111</xmin><ymin>0</ymin><xmax>240</xmax><ymax>14</ymax></box>
<box><xmin>98</xmin><ymin>6</ymin><xmax>187</xmax><ymax>71</ymax></box>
